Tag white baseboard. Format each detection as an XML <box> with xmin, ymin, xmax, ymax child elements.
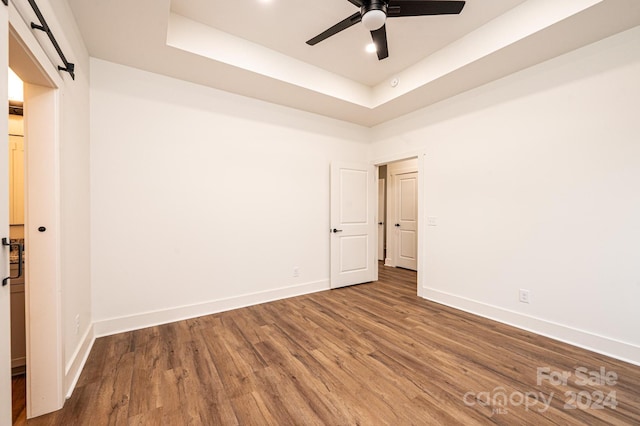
<box><xmin>64</xmin><ymin>324</ymin><xmax>95</xmax><ymax>399</ymax></box>
<box><xmin>422</xmin><ymin>288</ymin><xmax>640</xmax><ymax>367</ymax></box>
<box><xmin>94</xmin><ymin>279</ymin><xmax>330</xmax><ymax>338</ymax></box>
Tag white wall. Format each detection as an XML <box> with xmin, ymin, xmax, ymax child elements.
<box><xmin>370</xmin><ymin>26</ymin><xmax>640</xmax><ymax>364</ymax></box>
<box><xmin>90</xmin><ymin>59</ymin><xmax>370</xmax><ymax>333</ymax></box>
<box><xmin>47</xmin><ymin>0</ymin><xmax>92</xmax><ymax>392</ymax></box>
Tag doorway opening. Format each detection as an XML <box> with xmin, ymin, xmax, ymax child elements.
<box><xmin>327</xmin><ymin>157</ymin><xmax>420</xmax><ymax>293</ymax></box>
<box><xmin>8</xmin><ymin>21</ymin><xmax>64</xmax><ymax>420</ymax></box>
<box><xmin>8</xmin><ymin>68</ymin><xmax>27</xmax><ymax>424</ymax></box>
<box><xmin>377</xmin><ymin>158</ymin><xmax>419</xmax><ymax>271</ymax></box>
<box><xmin>375</xmin><ymin>157</ymin><xmax>419</xmax><ymax>292</ymax></box>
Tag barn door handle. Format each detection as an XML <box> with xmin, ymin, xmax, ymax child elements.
<box><xmin>2</xmin><ymin>238</ymin><xmax>23</xmax><ymax>286</ymax></box>
<box><xmin>331</xmin><ymin>228</ymin><xmax>343</xmax><ymax>233</ymax></box>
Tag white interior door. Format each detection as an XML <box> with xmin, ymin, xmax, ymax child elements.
<box><xmin>23</xmin><ymin>83</ymin><xmax>63</xmax><ymax>417</ymax></box>
<box><xmin>330</xmin><ymin>162</ymin><xmax>377</xmax><ymax>289</ymax></box>
<box><xmin>395</xmin><ymin>172</ymin><xmax>418</xmax><ymax>270</ymax></box>
<box><xmin>377</xmin><ymin>178</ymin><xmax>385</xmax><ymax>261</ymax></box>
<box><xmin>1</xmin><ymin>5</ymin><xmax>13</xmax><ymax>424</ymax></box>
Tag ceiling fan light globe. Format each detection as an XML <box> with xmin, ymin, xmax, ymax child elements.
<box><xmin>362</xmin><ymin>10</ymin><xmax>386</xmax><ymax>31</ymax></box>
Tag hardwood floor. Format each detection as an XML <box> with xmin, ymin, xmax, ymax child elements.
<box><xmin>12</xmin><ymin>374</ymin><xmax>26</xmax><ymax>425</ymax></box>
<box><xmin>24</xmin><ymin>265</ymin><xmax>640</xmax><ymax>425</ymax></box>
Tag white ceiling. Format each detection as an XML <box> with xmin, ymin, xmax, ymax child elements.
<box><xmin>67</xmin><ymin>0</ymin><xmax>640</xmax><ymax>126</ymax></box>
<box><xmin>170</xmin><ymin>0</ymin><xmax>525</xmax><ymax>86</ymax></box>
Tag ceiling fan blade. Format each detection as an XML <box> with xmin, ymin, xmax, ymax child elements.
<box><xmin>387</xmin><ymin>0</ymin><xmax>465</xmax><ymax>17</ymax></box>
<box><xmin>371</xmin><ymin>25</ymin><xmax>389</xmax><ymax>60</ymax></box>
<box><xmin>306</xmin><ymin>12</ymin><xmax>362</xmax><ymax>45</ymax></box>
<box><xmin>346</xmin><ymin>0</ymin><xmax>364</xmax><ymax>6</ymax></box>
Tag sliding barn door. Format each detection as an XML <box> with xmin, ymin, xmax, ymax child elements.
<box><xmin>0</xmin><ymin>6</ymin><xmax>12</xmax><ymax>425</ymax></box>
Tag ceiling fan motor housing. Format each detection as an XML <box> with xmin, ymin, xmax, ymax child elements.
<box><xmin>361</xmin><ymin>1</ymin><xmax>388</xmax><ymax>31</ymax></box>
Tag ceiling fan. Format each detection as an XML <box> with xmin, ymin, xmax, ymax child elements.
<box><xmin>306</xmin><ymin>0</ymin><xmax>466</xmax><ymax>60</ymax></box>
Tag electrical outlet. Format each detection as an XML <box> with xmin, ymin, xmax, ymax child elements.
<box><xmin>293</xmin><ymin>267</ymin><xmax>300</xmax><ymax>278</ymax></box>
<box><xmin>519</xmin><ymin>289</ymin><xmax>530</xmax><ymax>304</ymax></box>
<box><xmin>75</xmin><ymin>314</ymin><xmax>80</xmax><ymax>335</ymax></box>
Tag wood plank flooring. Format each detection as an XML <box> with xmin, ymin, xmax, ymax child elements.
<box><xmin>12</xmin><ymin>374</ymin><xmax>26</xmax><ymax>425</ymax></box>
<box><xmin>24</xmin><ymin>265</ymin><xmax>640</xmax><ymax>425</ymax></box>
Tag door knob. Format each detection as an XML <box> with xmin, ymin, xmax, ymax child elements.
<box><xmin>332</xmin><ymin>228</ymin><xmax>343</xmax><ymax>233</ymax></box>
<box><xmin>395</xmin><ymin>223</ymin><xmax>400</xmax><ymax>227</ymax></box>
<box><xmin>38</xmin><ymin>226</ymin><xmax>47</xmax><ymax>232</ymax></box>
<box><xmin>378</xmin><ymin>222</ymin><xmax>383</xmax><ymax>225</ymax></box>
